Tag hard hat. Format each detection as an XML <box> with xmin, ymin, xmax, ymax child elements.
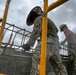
<box><xmin>26</xmin><ymin>6</ymin><xmax>43</xmax><ymax>26</ymax></box>
<box><xmin>59</xmin><ymin>24</ymin><xmax>67</xmax><ymax>31</ymax></box>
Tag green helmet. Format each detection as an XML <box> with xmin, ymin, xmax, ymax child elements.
<box><xmin>26</xmin><ymin>6</ymin><xmax>43</xmax><ymax>26</ymax></box>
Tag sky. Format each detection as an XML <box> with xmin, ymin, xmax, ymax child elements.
<box><xmin>0</xmin><ymin>0</ymin><xmax>76</xmax><ymax>48</ymax></box>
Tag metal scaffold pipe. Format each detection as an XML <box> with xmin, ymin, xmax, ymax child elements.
<box><xmin>0</xmin><ymin>0</ymin><xmax>11</xmax><ymax>48</ymax></box>
<box><xmin>40</xmin><ymin>0</ymin><xmax>69</xmax><ymax>75</ymax></box>
<box><xmin>47</xmin><ymin>0</ymin><xmax>69</xmax><ymax>13</ymax></box>
<box><xmin>40</xmin><ymin>0</ymin><xmax>48</xmax><ymax>75</ymax></box>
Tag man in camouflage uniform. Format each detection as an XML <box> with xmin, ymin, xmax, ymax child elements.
<box><xmin>60</xmin><ymin>24</ymin><xmax>76</xmax><ymax>75</ymax></box>
<box><xmin>23</xmin><ymin>6</ymin><xmax>68</xmax><ymax>75</ymax></box>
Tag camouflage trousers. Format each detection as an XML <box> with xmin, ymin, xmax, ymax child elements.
<box><xmin>72</xmin><ymin>55</ymin><xmax>76</xmax><ymax>75</ymax></box>
<box><xmin>74</xmin><ymin>54</ymin><xmax>76</xmax><ymax>75</ymax></box>
<box><xmin>30</xmin><ymin>37</ymin><xmax>68</xmax><ymax>75</ymax></box>
<box><xmin>68</xmin><ymin>50</ymin><xmax>76</xmax><ymax>75</ymax></box>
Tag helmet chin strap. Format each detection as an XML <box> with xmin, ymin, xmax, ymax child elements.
<box><xmin>34</xmin><ymin>14</ymin><xmax>39</xmax><ymax>19</ymax></box>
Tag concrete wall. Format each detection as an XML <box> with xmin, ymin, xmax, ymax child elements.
<box><xmin>0</xmin><ymin>48</ymin><xmax>73</xmax><ymax>75</ymax></box>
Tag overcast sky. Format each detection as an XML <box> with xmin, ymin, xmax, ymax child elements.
<box><xmin>0</xmin><ymin>0</ymin><xmax>76</xmax><ymax>45</ymax></box>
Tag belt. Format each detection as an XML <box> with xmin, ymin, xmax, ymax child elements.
<box><xmin>37</xmin><ymin>35</ymin><xmax>57</xmax><ymax>42</ymax></box>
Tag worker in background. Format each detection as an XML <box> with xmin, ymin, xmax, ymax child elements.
<box><xmin>60</xmin><ymin>24</ymin><xmax>76</xmax><ymax>75</ymax></box>
<box><xmin>22</xmin><ymin>6</ymin><xmax>68</xmax><ymax>75</ymax></box>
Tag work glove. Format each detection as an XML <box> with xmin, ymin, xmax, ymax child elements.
<box><xmin>22</xmin><ymin>44</ymin><xmax>30</xmax><ymax>51</ymax></box>
<box><xmin>0</xmin><ymin>18</ymin><xmax>2</xmax><ymax>22</ymax></box>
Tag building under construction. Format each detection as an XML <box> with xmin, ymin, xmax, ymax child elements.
<box><xmin>0</xmin><ymin>0</ymin><xmax>74</xmax><ymax>75</ymax></box>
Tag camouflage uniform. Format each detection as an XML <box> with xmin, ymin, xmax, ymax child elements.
<box><xmin>26</xmin><ymin>16</ymin><xmax>68</xmax><ymax>75</ymax></box>
<box><xmin>61</xmin><ymin>27</ymin><xmax>76</xmax><ymax>75</ymax></box>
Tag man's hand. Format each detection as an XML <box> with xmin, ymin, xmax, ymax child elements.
<box><xmin>22</xmin><ymin>44</ymin><xmax>30</xmax><ymax>51</ymax></box>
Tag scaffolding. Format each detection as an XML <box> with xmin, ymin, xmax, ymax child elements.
<box><xmin>0</xmin><ymin>21</ymin><xmax>31</xmax><ymax>50</ymax></box>
<box><xmin>0</xmin><ymin>0</ymin><xmax>69</xmax><ymax>75</ymax></box>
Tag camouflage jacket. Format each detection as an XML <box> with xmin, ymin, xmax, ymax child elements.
<box><xmin>27</xmin><ymin>16</ymin><xmax>58</xmax><ymax>46</ymax></box>
<box><xmin>63</xmin><ymin>29</ymin><xmax>76</xmax><ymax>49</ymax></box>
